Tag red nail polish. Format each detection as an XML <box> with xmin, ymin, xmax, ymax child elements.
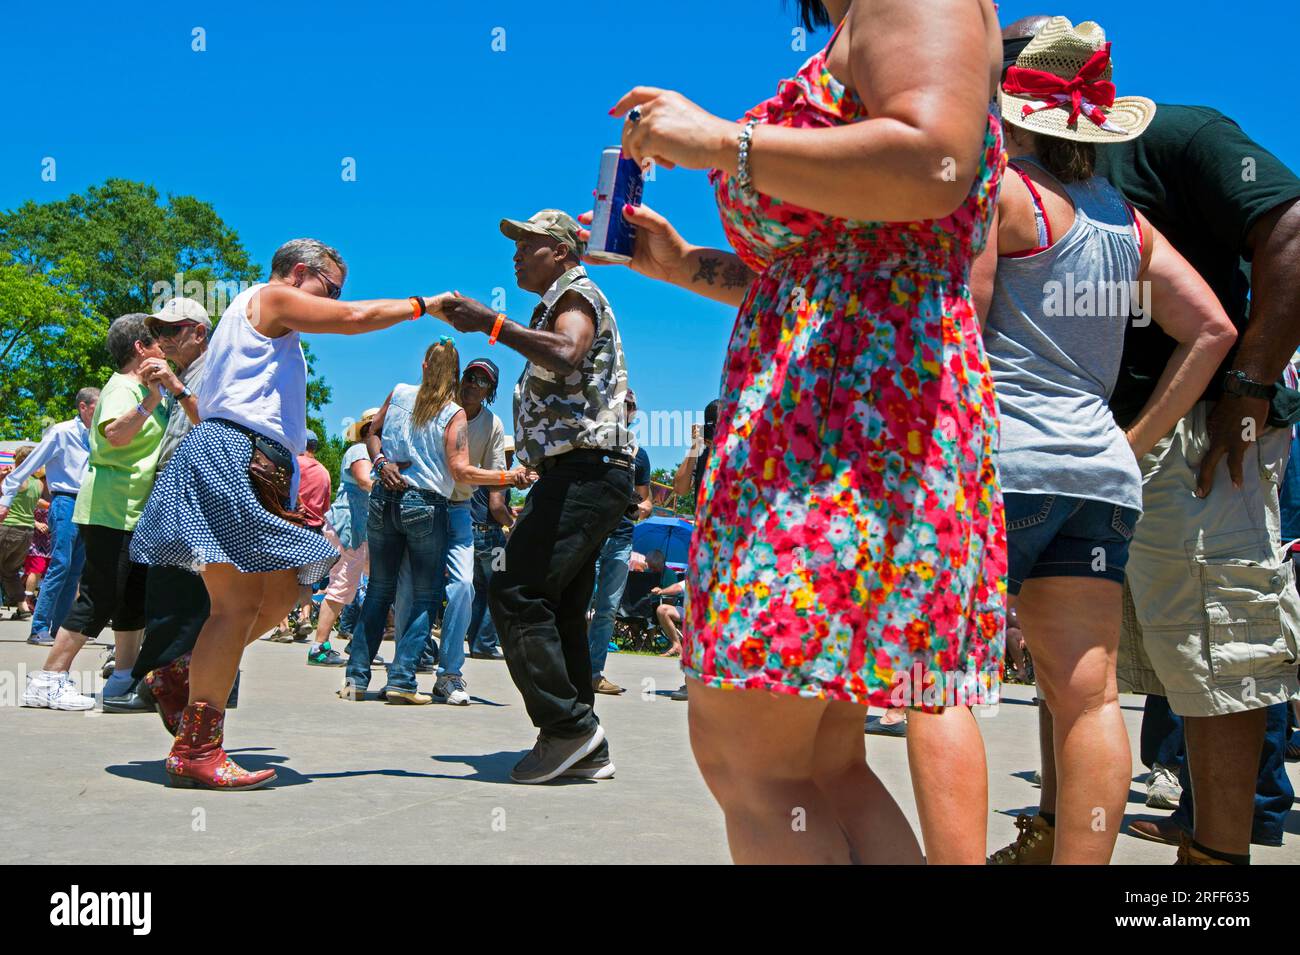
<box><xmin>608</xmin><ymin>108</ymin><xmax>618</xmax><ymax>116</ymax></box>
<box><xmin>623</xmin><ymin>203</ymin><xmax>636</xmax><ymax>216</ymax></box>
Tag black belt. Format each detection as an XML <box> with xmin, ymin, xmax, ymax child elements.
<box><xmin>381</xmin><ymin>485</ymin><xmax>450</xmax><ymax>505</ymax></box>
<box><xmin>536</xmin><ymin>449</ymin><xmax>634</xmax><ymax>475</ymax></box>
<box><xmin>51</xmin><ymin>491</ymin><xmax>78</xmax><ymax>499</ymax></box>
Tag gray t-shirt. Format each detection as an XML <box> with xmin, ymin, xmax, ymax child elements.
<box><xmin>157</xmin><ymin>352</ymin><xmax>208</xmax><ymax>470</ymax></box>
<box><xmin>451</xmin><ymin>408</ymin><xmax>505</xmax><ymax>502</ymax></box>
<box><xmin>983</xmin><ymin>158</ymin><xmax>1143</xmax><ymax>512</ymax></box>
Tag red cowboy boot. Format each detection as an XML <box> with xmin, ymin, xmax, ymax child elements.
<box><xmin>143</xmin><ymin>652</ymin><xmax>191</xmax><ymax>736</ymax></box>
<box><xmin>165</xmin><ymin>702</ymin><xmax>276</xmax><ymax>790</ymax></box>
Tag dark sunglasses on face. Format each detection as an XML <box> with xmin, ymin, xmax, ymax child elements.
<box><xmin>155</xmin><ymin>321</ymin><xmax>199</xmax><ymax>338</ymax></box>
<box><xmin>463</xmin><ymin>372</ymin><xmax>492</xmax><ymax>388</ymax></box>
<box><xmin>309</xmin><ymin>266</ymin><xmax>342</xmax><ymax>300</ymax></box>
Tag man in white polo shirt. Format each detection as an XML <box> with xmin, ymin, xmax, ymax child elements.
<box><xmin>0</xmin><ymin>387</ymin><xmax>99</xmax><ymax>645</ymax></box>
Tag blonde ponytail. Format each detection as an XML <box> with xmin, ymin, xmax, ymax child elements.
<box><xmin>412</xmin><ymin>339</ymin><xmax>460</xmax><ymax>428</ymax></box>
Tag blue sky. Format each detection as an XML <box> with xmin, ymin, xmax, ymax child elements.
<box><xmin>2</xmin><ymin>0</ymin><xmax>1296</xmax><ymax>470</ymax></box>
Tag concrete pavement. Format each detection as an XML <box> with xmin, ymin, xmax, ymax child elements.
<box><xmin>0</xmin><ymin>616</ymin><xmax>1294</xmax><ymax>864</ymax></box>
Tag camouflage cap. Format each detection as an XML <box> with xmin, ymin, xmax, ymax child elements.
<box><xmin>499</xmin><ymin>209</ymin><xmax>585</xmax><ymax>258</ymax></box>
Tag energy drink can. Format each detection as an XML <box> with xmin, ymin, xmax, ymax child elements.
<box><xmin>587</xmin><ymin>147</ymin><xmax>644</xmax><ymax>263</ymax></box>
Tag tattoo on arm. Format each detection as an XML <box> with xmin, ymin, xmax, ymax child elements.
<box><xmin>692</xmin><ymin>256</ymin><xmax>720</xmax><ymax>285</ymax></box>
<box><xmin>455</xmin><ymin>425</ymin><xmax>468</xmax><ymax>452</ymax></box>
<box><xmin>722</xmin><ymin>262</ymin><xmax>751</xmax><ymax>288</ymax></box>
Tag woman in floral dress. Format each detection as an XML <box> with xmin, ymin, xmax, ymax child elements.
<box><xmin>589</xmin><ymin>0</ymin><xmax>1006</xmax><ymax>862</ymax></box>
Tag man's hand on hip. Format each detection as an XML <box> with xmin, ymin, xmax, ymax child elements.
<box><xmin>1196</xmin><ymin>394</ymin><xmax>1272</xmax><ymax>497</ymax></box>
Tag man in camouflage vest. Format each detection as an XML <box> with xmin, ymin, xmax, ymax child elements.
<box><xmin>440</xmin><ymin>208</ymin><xmax>635</xmax><ymax>784</ymax></box>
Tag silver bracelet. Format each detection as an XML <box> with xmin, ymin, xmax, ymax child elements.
<box><xmin>737</xmin><ymin>118</ymin><xmax>759</xmax><ymax>193</ymax></box>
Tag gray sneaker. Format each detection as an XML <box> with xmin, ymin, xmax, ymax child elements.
<box><xmin>562</xmin><ymin>739</ymin><xmax>615</xmax><ymax>779</ymax></box>
<box><xmin>511</xmin><ymin>725</ymin><xmax>606</xmax><ymax>785</ymax></box>
<box><xmin>1145</xmin><ymin>763</ymin><xmax>1182</xmax><ymax>810</ymax></box>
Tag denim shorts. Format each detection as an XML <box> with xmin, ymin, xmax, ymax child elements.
<box><xmin>1004</xmin><ymin>492</ymin><xmax>1140</xmax><ymax>596</ymax></box>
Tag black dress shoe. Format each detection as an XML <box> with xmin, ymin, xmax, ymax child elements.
<box><xmin>102</xmin><ymin>679</ymin><xmax>156</xmax><ymax>713</ymax></box>
<box><xmin>470</xmin><ymin>649</ymin><xmax>505</xmax><ymax>660</ymax></box>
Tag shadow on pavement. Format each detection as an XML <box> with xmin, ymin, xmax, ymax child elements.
<box><xmin>105</xmin><ymin>747</ymin><xmax>308</xmax><ymax>788</ymax></box>
<box><xmin>427</xmin><ymin>751</ymin><xmax>597</xmax><ymax>786</ymax></box>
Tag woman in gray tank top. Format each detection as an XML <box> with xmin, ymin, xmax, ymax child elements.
<box><xmin>973</xmin><ymin>19</ymin><xmax>1237</xmax><ymax>865</ymax></box>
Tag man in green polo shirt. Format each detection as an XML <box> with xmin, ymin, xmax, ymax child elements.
<box><xmin>0</xmin><ymin>446</ymin><xmax>43</xmax><ymax>617</ymax></box>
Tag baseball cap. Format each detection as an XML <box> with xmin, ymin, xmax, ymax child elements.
<box><xmin>464</xmin><ymin>358</ymin><xmax>500</xmax><ymax>388</ymax></box>
<box><xmin>499</xmin><ymin>209</ymin><xmax>585</xmax><ymax>258</ymax></box>
<box><xmin>304</xmin><ymin>430</ymin><xmax>319</xmax><ymax>451</ymax></box>
<box><xmin>149</xmin><ymin>297</ymin><xmax>211</xmax><ymax>330</ymax></box>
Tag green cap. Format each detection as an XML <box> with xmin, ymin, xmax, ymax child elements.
<box><xmin>499</xmin><ymin>208</ymin><xmax>585</xmax><ymax>258</ymax></box>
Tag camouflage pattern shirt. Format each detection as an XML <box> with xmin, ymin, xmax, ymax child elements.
<box><xmin>513</xmin><ymin>266</ymin><xmax>634</xmax><ymax>468</ymax></box>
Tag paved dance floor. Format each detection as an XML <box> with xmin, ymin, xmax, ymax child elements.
<box><xmin>1</xmin><ymin>618</ymin><xmax>1295</xmax><ymax>864</ymax></box>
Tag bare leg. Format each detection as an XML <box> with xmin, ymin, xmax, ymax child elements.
<box><xmin>1016</xmin><ymin>577</ymin><xmax>1129</xmax><ymax>864</ymax></box>
<box><xmin>907</xmin><ymin>706</ymin><xmax>988</xmax><ymax>863</ymax></box>
<box><xmin>813</xmin><ymin>700</ymin><xmax>924</xmax><ymax>864</ymax></box>
<box><xmin>43</xmin><ymin>628</ymin><xmax>92</xmax><ymax>673</ymax></box>
<box><xmin>1038</xmin><ymin>699</ymin><xmax>1057</xmax><ymax>813</ymax></box>
<box><xmin>112</xmin><ymin>628</ymin><xmax>144</xmax><ymax>673</ymax></box>
<box><xmin>314</xmin><ymin>598</ymin><xmax>345</xmax><ymax>644</ymax></box>
<box><xmin>1184</xmin><ymin>709</ymin><xmax>1267</xmax><ymax>856</ymax></box>
<box><xmin>190</xmin><ymin>566</ymin><xmax>299</xmax><ymax>707</ymax></box>
<box><xmin>688</xmin><ymin>677</ymin><xmax>853</xmax><ymax>863</ymax></box>
<box><xmin>657</xmin><ymin>603</ymin><xmax>682</xmax><ymax>656</ymax></box>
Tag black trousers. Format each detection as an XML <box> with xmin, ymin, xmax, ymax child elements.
<box><xmin>131</xmin><ymin>565</ymin><xmax>211</xmax><ymax>680</ymax></box>
<box><xmin>488</xmin><ymin>457</ymin><xmax>633</xmax><ymax>739</ymax></box>
<box><xmin>61</xmin><ymin>524</ymin><xmax>147</xmax><ymax>639</ymax></box>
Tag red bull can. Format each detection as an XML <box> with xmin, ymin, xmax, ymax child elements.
<box><xmin>588</xmin><ymin>147</ymin><xmax>644</xmax><ymax>263</ymax></box>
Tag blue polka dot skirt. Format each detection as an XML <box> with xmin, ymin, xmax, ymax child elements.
<box><xmin>131</xmin><ymin>419</ymin><xmax>339</xmax><ymax>585</ymax></box>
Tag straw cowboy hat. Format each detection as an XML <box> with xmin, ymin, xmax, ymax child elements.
<box><xmin>345</xmin><ymin>408</ymin><xmax>380</xmax><ymax>445</ymax></box>
<box><xmin>1000</xmin><ymin>16</ymin><xmax>1155</xmax><ymax>144</ymax></box>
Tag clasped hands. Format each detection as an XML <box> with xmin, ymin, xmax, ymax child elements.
<box><xmin>138</xmin><ymin>357</ymin><xmax>184</xmax><ymax>397</ymax></box>
<box><xmin>423</xmin><ymin>292</ymin><xmax>498</xmax><ymax>335</ymax></box>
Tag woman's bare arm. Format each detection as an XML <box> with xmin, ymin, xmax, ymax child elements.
<box><xmin>250</xmin><ymin>286</ymin><xmax>452</xmax><ymax>338</ymax></box>
<box><xmin>1124</xmin><ymin>216</ymin><xmax>1238</xmax><ymax>459</ymax></box>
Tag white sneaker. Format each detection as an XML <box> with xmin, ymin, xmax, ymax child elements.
<box><xmin>433</xmin><ymin>674</ymin><xmax>470</xmax><ymax>706</ymax></box>
<box><xmin>23</xmin><ymin>672</ymin><xmax>95</xmax><ymax>711</ymax></box>
<box><xmin>1145</xmin><ymin>764</ymin><xmax>1182</xmax><ymax>810</ymax></box>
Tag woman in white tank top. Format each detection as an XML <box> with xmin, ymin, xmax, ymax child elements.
<box><xmin>130</xmin><ymin>237</ymin><xmax>457</xmax><ymax>791</ymax></box>
<box><xmin>341</xmin><ymin>338</ymin><xmax>530</xmax><ymax>703</ymax></box>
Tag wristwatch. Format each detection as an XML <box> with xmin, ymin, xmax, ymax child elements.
<box><xmin>175</xmin><ymin>386</ymin><xmax>192</xmax><ymax>401</ymax></box>
<box><xmin>1222</xmin><ymin>370</ymin><xmax>1276</xmax><ymax>401</ymax></box>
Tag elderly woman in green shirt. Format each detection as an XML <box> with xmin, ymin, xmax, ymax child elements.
<box><xmin>22</xmin><ymin>313</ymin><xmax>185</xmax><ymax>711</ymax></box>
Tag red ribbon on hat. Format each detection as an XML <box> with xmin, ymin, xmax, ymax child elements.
<box><xmin>1003</xmin><ymin>42</ymin><xmax>1117</xmax><ymax>128</ymax></box>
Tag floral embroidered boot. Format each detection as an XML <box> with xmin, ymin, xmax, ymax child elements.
<box><xmin>165</xmin><ymin>702</ymin><xmax>276</xmax><ymax>790</ymax></box>
<box><xmin>143</xmin><ymin>652</ymin><xmax>191</xmax><ymax>735</ymax></box>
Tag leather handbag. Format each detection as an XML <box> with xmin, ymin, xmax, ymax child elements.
<box><xmin>247</xmin><ymin>434</ymin><xmax>310</xmax><ymax>527</ymax></box>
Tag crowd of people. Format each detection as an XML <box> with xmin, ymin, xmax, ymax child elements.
<box><xmin>4</xmin><ymin>0</ymin><xmax>1300</xmax><ymax>864</ymax></box>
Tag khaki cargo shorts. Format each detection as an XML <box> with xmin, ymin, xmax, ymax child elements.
<box><xmin>1117</xmin><ymin>402</ymin><xmax>1300</xmax><ymax>717</ymax></box>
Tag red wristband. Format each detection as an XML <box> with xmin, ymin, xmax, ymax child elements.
<box><xmin>488</xmin><ymin>313</ymin><xmax>506</xmax><ymax>345</ymax></box>
<box><xmin>409</xmin><ymin>297</ymin><xmax>426</xmax><ymax>320</ymax></box>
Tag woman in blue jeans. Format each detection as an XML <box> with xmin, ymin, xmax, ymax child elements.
<box><xmin>976</xmin><ymin>21</ymin><xmax>1237</xmax><ymax>864</ymax></box>
<box><xmin>340</xmin><ymin>338</ymin><xmax>529</xmax><ymax>703</ymax></box>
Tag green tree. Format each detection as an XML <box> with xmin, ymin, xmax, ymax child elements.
<box><xmin>0</xmin><ymin>264</ymin><xmax>105</xmax><ymax>438</ymax></box>
<box><xmin>0</xmin><ymin>178</ymin><xmax>332</xmax><ymax>438</ymax></box>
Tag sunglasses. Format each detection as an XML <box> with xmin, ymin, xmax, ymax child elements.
<box><xmin>463</xmin><ymin>370</ymin><xmax>493</xmax><ymax>388</ymax></box>
<box><xmin>155</xmin><ymin>321</ymin><xmax>199</xmax><ymax>338</ymax></box>
<box><xmin>309</xmin><ymin>266</ymin><xmax>342</xmax><ymax>300</ymax></box>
